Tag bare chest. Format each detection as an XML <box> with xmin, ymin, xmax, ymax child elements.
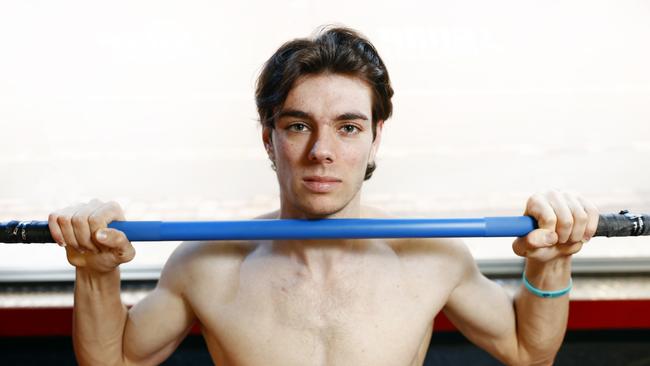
<box><xmin>191</xmin><ymin>254</ymin><xmax>450</xmax><ymax>366</ymax></box>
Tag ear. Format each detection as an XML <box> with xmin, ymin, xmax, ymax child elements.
<box><xmin>369</xmin><ymin>120</ymin><xmax>384</xmax><ymax>163</ymax></box>
<box><xmin>262</xmin><ymin>126</ymin><xmax>274</xmax><ymax>156</ymax></box>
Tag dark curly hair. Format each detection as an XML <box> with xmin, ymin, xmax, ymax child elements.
<box><xmin>255</xmin><ymin>26</ymin><xmax>394</xmax><ymax>180</ymax></box>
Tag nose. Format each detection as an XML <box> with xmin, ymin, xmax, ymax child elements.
<box><xmin>308</xmin><ymin>128</ymin><xmax>335</xmax><ymax>163</ymax></box>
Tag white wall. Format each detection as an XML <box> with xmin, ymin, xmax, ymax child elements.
<box><xmin>0</xmin><ymin>0</ymin><xmax>648</xmax><ymax>276</ymax></box>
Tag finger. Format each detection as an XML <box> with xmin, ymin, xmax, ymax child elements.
<box><xmin>564</xmin><ymin>192</ymin><xmax>589</xmax><ymax>244</ymax></box>
<box><xmin>72</xmin><ymin>201</ymin><xmax>104</xmax><ymax>253</ymax></box>
<box><xmin>87</xmin><ymin>200</ymin><xmax>110</xmax><ymax>252</ymax></box>
<box><xmin>56</xmin><ymin>204</ymin><xmax>85</xmax><ymax>252</ymax></box>
<box><xmin>512</xmin><ymin>238</ymin><xmax>528</xmax><ymax>257</ymax></box>
<box><xmin>94</xmin><ymin>228</ymin><xmax>127</xmax><ymax>249</ymax></box>
<box><xmin>49</xmin><ymin>204</ymin><xmax>84</xmax><ymax>247</ymax></box>
<box><xmin>115</xmin><ymin>239</ymin><xmax>136</xmax><ymax>263</ymax></box>
<box><xmin>547</xmin><ymin>190</ymin><xmax>573</xmax><ymax>244</ymax></box>
<box><xmin>511</xmin><ymin>228</ymin><xmax>557</xmax><ymax>258</ymax></box>
<box><xmin>523</xmin><ymin>228</ymin><xmax>558</xmax><ymax>249</ymax></box>
<box><xmin>525</xmin><ymin>193</ymin><xmax>557</xmax><ymax>231</ymax></box>
<box><xmin>95</xmin><ymin>228</ymin><xmax>135</xmax><ymax>263</ymax></box>
<box><xmin>512</xmin><ymin>233</ymin><xmax>557</xmax><ymax>262</ymax></box>
<box><xmin>577</xmin><ymin>196</ymin><xmax>599</xmax><ymax>240</ymax></box>
<box><xmin>89</xmin><ymin>201</ymin><xmax>126</xmax><ymax>248</ymax></box>
<box><xmin>48</xmin><ymin>212</ymin><xmax>66</xmax><ymax>247</ymax></box>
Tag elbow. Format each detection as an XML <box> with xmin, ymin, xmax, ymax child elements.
<box><xmin>516</xmin><ymin>358</ymin><xmax>556</xmax><ymax>366</ymax></box>
<box><xmin>509</xmin><ymin>358</ymin><xmax>556</xmax><ymax>366</ymax></box>
<box><xmin>502</xmin><ymin>347</ymin><xmax>558</xmax><ymax>366</ymax></box>
<box><xmin>504</xmin><ymin>331</ymin><xmax>563</xmax><ymax>366</ymax></box>
<box><xmin>75</xmin><ymin>355</ymin><xmax>128</xmax><ymax>366</ymax></box>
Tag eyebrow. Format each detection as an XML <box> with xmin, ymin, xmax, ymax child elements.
<box><xmin>277</xmin><ymin>109</ymin><xmax>369</xmax><ymax>122</ymax></box>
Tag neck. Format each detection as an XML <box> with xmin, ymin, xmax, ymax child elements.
<box><xmin>268</xmin><ymin>193</ymin><xmax>373</xmax><ymax>279</ymax></box>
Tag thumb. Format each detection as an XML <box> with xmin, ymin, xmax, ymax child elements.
<box><xmin>94</xmin><ymin>228</ymin><xmax>129</xmax><ymax>248</ymax></box>
<box><xmin>526</xmin><ymin>229</ymin><xmax>558</xmax><ymax>248</ymax></box>
<box><xmin>94</xmin><ymin>228</ymin><xmax>135</xmax><ymax>263</ymax></box>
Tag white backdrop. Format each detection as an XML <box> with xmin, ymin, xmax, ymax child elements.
<box><xmin>1</xmin><ymin>0</ymin><xmax>649</xmax><ymax>279</ymax></box>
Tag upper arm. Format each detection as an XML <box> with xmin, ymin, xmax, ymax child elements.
<box><xmin>441</xmin><ymin>242</ymin><xmax>521</xmax><ymax>364</ymax></box>
<box><xmin>122</xmin><ymin>242</ymin><xmax>198</xmax><ymax>366</ymax></box>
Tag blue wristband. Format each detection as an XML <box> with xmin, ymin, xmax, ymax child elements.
<box><xmin>522</xmin><ymin>272</ymin><xmax>572</xmax><ymax>298</ymax></box>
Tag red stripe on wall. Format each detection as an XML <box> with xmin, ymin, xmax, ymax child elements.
<box><xmin>434</xmin><ymin>300</ymin><xmax>650</xmax><ymax>332</ymax></box>
<box><xmin>1</xmin><ymin>300</ymin><xmax>649</xmax><ymax>337</ymax></box>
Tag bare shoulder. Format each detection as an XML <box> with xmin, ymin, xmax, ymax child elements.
<box><xmin>158</xmin><ymin>210</ymin><xmax>280</xmax><ymax>290</ymax></box>
<box><xmin>390</xmin><ymin>236</ymin><xmax>472</xmax><ymax>265</ymax></box>
<box><xmin>159</xmin><ymin>240</ymin><xmax>258</xmax><ymax>291</ymax></box>
<box><xmin>389</xmin><ymin>236</ymin><xmax>477</xmax><ymax>293</ymax></box>
<box><xmin>163</xmin><ymin>209</ymin><xmax>280</xmax><ymax>270</ymax></box>
<box><xmin>166</xmin><ymin>240</ymin><xmax>257</xmax><ymax>267</ymax></box>
<box><xmin>365</xmin><ymin>206</ymin><xmax>477</xmax><ymax>282</ymax></box>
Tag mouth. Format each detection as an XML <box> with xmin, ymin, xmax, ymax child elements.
<box><xmin>302</xmin><ymin>176</ymin><xmax>342</xmax><ymax>193</ymax></box>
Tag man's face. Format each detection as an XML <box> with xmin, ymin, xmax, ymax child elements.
<box><xmin>263</xmin><ymin>73</ymin><xmax>383</xmax><ymax>218</ymax></box>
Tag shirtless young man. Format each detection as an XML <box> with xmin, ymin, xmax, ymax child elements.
<box><xmin>49</xmin><ymin>27</ymin><xmax>599</xmax><ymax>366</ymax></box>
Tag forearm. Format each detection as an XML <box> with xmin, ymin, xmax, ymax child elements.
<box><xmin>73</xmin><ymin>267</ymin><xmax>129</xmax><ymax>366</ymax></box>
<box><xmin>514</xmin><ymin>257</ymin><xmax>572</xmax><ymax>365</ymax></box>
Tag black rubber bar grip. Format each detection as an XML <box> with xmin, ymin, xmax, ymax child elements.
<box><xmin>596</xmin><ymin>210</ymin><xmax>650</xmax><ymax>237</ymax></box>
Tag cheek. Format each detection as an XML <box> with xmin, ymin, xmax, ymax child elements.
<box><xmin>277</xmin><ymin>141</ymin><xmax>302</xmax><ymax>162</ymax></box>
<box><xmin>275</xmin><ymin>137</ymin><xmax>307</xmax><ymax>171</ymax></box>
<box><xmin>341</xmin><ymin>144</ymin><xmax>371</xmax><ymax>169</ymax></box>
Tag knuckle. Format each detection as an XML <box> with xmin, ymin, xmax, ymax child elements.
<box><xmin>117</xmin><ymin>230</ymin><xmax>127</xmax><ymax>240</ymax></box>
<box><xmin>526</xmin><ymin>195</ymin><xmax>544</xmax><ymax>211</ymax></box>
<box><xmin>574</xmin><ymin>211</ymin><xmax>588</xmax><ymax>223</ymax></box>
<box><xmin>106</xmin><ymin>200</ymin><xmax>121</xmax><ymax>210</ymax></box>
<box><xmin>563</xmin><ymin>191</ymin><xmax>577</xmax><ymax>199</ymax></box>
<box><xmin>557</xmin><ymin>217</ymin><xmax>573</xmax><ymax>230</ymax></box>
<box><xmin>118</xmin><ymin>232</ymin><xmax>131</xmax><ymax>245</ymax></box>
<box><xmin>70</xmin><ymin>215</ymin><xmax>85</xmax><ymax>229</ymax></box>
<box><xmin>542</xmin><ymin>215</ymin><xmax>557</xmax><ymax>227</ymax></box>
<box><xmin>587</xmin><ymin>225</ymin><xmax>598</xmax><ymax>237</ymax></box>
<box><xmin>48</xmin><ymin>213</ymin><xmax>58</xmax><ymax>224</ymax></box>
<box><xmin>570</xmin><ymin>231</ymin><xmax>583</xmax><ymax>241</ymax></box>
<box><xmin>528</xmin><ymin>193</ymin><xmax>542</xmax><ymax>204</ymax></box>
<box><xmin>101</xmin><ymin>201</ymin><xmax>124</xmax><ymax>219</ymax></box>
<box><xmin>87</xmin><ymin>214</ymin><xmax>104</xmax><ymax>228</ymax></box>
<box><xmin>56</xmin><ymin>215</ymin><xmax>70</xmax><ymax>226</ymax></box>
<box><xmin>547</xmin><ymin>189</ymin><xmax>562</xmax><ymax>198</ymax></box>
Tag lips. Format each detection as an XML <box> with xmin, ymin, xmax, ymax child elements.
<box><xmin>302</xmin><ymin>176</ymin><xmax>342</xmax><ymax>193</ymax></box>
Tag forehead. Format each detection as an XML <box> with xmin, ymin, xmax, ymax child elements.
<box><xmin>282</xmin><ymin>73</ymin><xmax>373</xmax><ymax>116</ymax></box>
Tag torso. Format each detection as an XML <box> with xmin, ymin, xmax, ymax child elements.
<box><xmin>178</xmin><ymin>235</ymin><xmax>466</xmax><ymax>366</ymax></box>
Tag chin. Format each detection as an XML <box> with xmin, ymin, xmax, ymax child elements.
<box><xmin>296</xmin><ymin>196</ymin><xmax>350</xmax><ymax>218</ymax></box>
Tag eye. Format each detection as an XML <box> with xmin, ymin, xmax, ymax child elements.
<box><xmin>287</xmin><ymin>122</ymin><xmax>309</xmax><ymax>132</ymax></box>
<box><xmin>340</xmin><ymin>124</ymin><xmax>360</xmax><ymax>135</ymax></box>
